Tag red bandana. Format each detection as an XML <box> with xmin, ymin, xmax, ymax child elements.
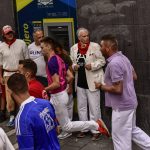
<box><xmin>5</xmin><ymin>38</ymin><xmax>16</xmax><ymax>48</ymax></box>
<box><xmin>78</xmin><ymin>42</ymin><xmax>90</xmax><ymax>55</ymax></box>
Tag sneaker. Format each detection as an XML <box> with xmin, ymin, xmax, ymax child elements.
<box><xmin>58</xmin><ymin>131</ymin><xmax>72</xmax><ymax>140</ymax></box>
<box><xmin>7</xmin><ymin>116</ymin><xmax>15</xmax><ymax>127</ymax></box>
<box><xmin>91</xmin><ymin>133</ymin><xmax>101</xmax><ymax>141</ymax></box>
<box><xmin>77</xmin><ymin>132</ymin><xmax>86</xmax><ymax>138</ymax></box>
<box><xmin>97</xmin><ymin>119</ymin><xmax>110</xmax><ymax>137</ymax></box>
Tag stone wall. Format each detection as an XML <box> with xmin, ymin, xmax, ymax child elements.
<box><xmin>76</xmin><ymin>0</ymin><xmax>150</xmax><ymax>134</ymax></box>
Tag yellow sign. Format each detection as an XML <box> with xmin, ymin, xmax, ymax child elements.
<box><xmin>16</xmin><ymin>0</ymin><xmax>33</xmax><ymax>12</ymax></box>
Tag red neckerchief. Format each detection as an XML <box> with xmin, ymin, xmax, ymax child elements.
<box><xmin>78</xmin><ymin>42</ymin><xmax>90</xmax><ymax>55</ymax></box>
<box><xmin>5</xmin><ymin>38</ymin><xmax>16</xmax><ymax>48</ymax></box>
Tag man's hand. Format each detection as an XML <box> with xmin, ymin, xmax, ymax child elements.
<box><xmin>94</xmin><ymin>82</ymin><xmax>102</xmax><ymax>89</ymax></box>
<box><xmin>85</xmin><ymin>64</ymin><xmax>92</xmax><ymax>70</ymax></box>
<box><xmin>42</xmin><ymin>90</ymin><xmax>49</xmax><ymax>100</ymax></box>
<box><xmin>74</xmin><ymin>65</ymin><xmax>79</xmax><ymax>71</ymax></box>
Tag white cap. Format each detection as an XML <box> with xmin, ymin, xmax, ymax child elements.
<box><xmin>2</xmin><ymin>25</ymin><xmax>14</xmax><ymax>35</ymax></box>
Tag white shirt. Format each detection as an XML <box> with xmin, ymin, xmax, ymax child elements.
<box><xmin>28</xmin><ymin>42</ymin><xmax>47</xmax><ymax>77</ymax></box>
<box><xmin>0</xmin><ymin>39</ymin><xmax>29</xmax><ymax>77</ymax></box>
<box><xmin>0</xmin><ymin>128</ymin><xmax>15</xmax><ymax>150</ymax></box>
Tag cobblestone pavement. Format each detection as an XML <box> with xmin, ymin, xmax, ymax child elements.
<box><xmin>0</xmin><ymin>120</ymin><xmax>142</xmax><ymax>150</ymax></box>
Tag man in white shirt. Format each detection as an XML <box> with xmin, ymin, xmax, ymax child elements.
<box><xmin>28</xmin><ymin>29</ymin><xmax>47</xmax><ymax>87</ymax></box>
<box><xmin>0</xmin><ymin>25</ymin><xmax>29</xmax><ymax>127</ymax></box>
<box><xmin>70</xmin><ymin>28</ymin><xmax>106</xmax><ymax>140</ymax></box>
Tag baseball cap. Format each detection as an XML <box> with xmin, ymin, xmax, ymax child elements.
<box><xmin>2</xmin><ymin>25</ymin><xmax>14</xmax><ymax>35</ymax></box>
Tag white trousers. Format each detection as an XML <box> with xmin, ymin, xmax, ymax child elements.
<box><xmin>67</xmin><ymin>94</ymin><xmax>73</xmax><ymax>121</ymax></box>
<box><xmin>77</xmin><ymin>86</ymin><xmax>101</xmax><ymax>133</ymax></box>
<box><xmin>51</xmin><ymin>90</ymin><xmax>99</xmax><ymax>132</ymax></box>
<box><xmin>0</xmin><ymin>128</ymin><xmax>15</xmax><ymax>150</ymax></box>
<box><xmin>112</xmin><ymin>109</ymin><xmax>150</xmax><ymax>150</ymax></box>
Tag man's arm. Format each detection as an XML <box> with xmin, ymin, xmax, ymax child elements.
<box><xmin>95</xmin><ymin>81</ymin><xmax>123</xmax><ymax>94</ymax></box>
<box><xmin>22</xmin><ymin>41</ymin><xmax>29</xmax><ymax>59</ymax></box>
<box><xmin>45</xmin><ymin>68</ymin><xmax>74</xmax><ymax>92</ymax></box>
<box><xmin>66</xmin><ymin>67</ymin><xmax>74</xmax><ymax>95</ymax></box>
<box><xmin>85</xmin><ymin>44</ymin><xmax>106</xmax><ymax>71</ymax></box>
<box><xmin>45</xmin><ymin>74</ymin><xmax>60</xmax><ymax>92</ymax></box>
<box><xmin>66</xmin><ymin>69</ymin><xmax>74</xmax><ymax>84</ymax></box>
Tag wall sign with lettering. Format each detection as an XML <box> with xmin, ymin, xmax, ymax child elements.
<box><xmin>15</xmin><ymin>0</ymin><xmax>77</xmax><ymax>45</ymax></box>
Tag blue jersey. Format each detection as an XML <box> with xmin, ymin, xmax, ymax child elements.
<box><xmin>15</xmin><ymin>96</ymin><xmax>60</xmax><ymax>150</ymax></box>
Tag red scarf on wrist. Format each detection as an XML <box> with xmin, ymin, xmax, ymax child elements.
<box><xmin>5</xmin><ymin>38</ymin><xmax>16</xmax><ymax>48</ymax></box>
<box><xmin>78</xmin><ymin>42</ymin><xmax>90</xmax><ymax>55</ymax></box>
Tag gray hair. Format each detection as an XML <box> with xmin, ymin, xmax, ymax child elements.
<box><xmin>76</xmin><ymin>27</ymin><xmax>89</xmax><ymax>37</ymax></box>
<box><xmin>33</xmin><ymin>29</ymin><xmax>43</xmax><ymax>34</ymax></box>
<box><xmin>33</xmin><ymin>29</ymin><xmax>43</xmax><ymax>37</ymax></box>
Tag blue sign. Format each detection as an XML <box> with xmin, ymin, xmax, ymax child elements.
<box><xmin>16</xmin><ymin>0</ymin><xmax>77</xmax><ymax>45</ymax></box>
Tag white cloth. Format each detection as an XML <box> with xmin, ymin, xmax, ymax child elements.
<box><xmin>0</xmin><ymin>128</ymin><xmax>15</xmax><ymax>150</ymax></box>
<box><xmin>77</xmin><ymin>86</ymin><xmax>101</xmax><ymax>133</ymax></box>
<box><xmin>28</xmin><ymin>42</ymin><xmax>47</xmax><ymax>77</ymax></box>
<box><xmin>50</xmin><ymin>90</ymin><xmax>99</xmax><ymax>132</ymax></box>
<box><xmin>70</xmin><ymin>42</ymin><xmax>106</xmax><ymax>92</ymax></box>
<box><xmin>112</xmin><ymin>109</ymin><xmax>150</xmax><ymax>150</ymax></box>
<box><xmin>0</xmin><ymin>39</ymin><xmax>29</xmax><ymax>77</ymax></box>
<box><xmin>67</xmin><ymin>94</ymin><xmax>74</xmax><ymax>121</ymax></box>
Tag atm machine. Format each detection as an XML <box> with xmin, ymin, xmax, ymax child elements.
<box><xmin>43</xmin><ymin>18</ymin><xmax>75</xmax><ymax>51</ymax></box>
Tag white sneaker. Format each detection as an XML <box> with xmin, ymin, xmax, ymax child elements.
<box><xmin>58</xmin><ymin>131</ymin><xmax>72</xmax><ymax>140</ymax></box>
<box><xmin>7</xmin><ymin>115</ymin><xmax>15</xmax><ymax>127</ymax></box>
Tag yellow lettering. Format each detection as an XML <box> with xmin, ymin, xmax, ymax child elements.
<box><xmin>23</xmin><ymin>23</ymin><xmax>31</xmax><ymax>46</ymax></box>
